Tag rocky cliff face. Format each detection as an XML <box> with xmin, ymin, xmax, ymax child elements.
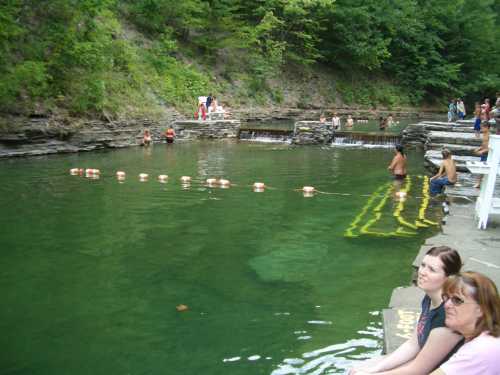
<box><xmin>0</xmin><ymin>107</ymin><xmax>428</xmax><ymax>158</ymax></box>
<box><xmin>0</xmin><ymin>115</ymin><xmax>179</xmax><ymax>158</ymax></box>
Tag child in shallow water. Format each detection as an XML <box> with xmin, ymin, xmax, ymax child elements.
<box><xmin>143</xmin><ymin>129</ymin><xmax>152</xmax><ymax>146</ymax></box>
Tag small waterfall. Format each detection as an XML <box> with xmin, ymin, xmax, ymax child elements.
<box><xmin>332</xmin><ymin>132</ymin><xmax>400</xmax><ymax>148</ymax></box>
<box><xmin>239</xmin><ymin>130</ymin><xmax>293</xmax><ymax>144</ymax></box>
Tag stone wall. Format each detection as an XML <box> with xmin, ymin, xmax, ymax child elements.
<box><xmin>0</xmin><ymin>115</ymin><xmax>241</xmax><ymax>158</ymax></box>
<box><xmin>173</xmin><ymin>120</ymin><xmax>240</xmax><ymax>140</ymax></box>
<box><xmin>292</xmin><ymin>121</ymin><xmax>333</xmax><ymax>145</ymax></box>
<box><xmin>0</xmin><ymin>116</ymin><xmax>176</xmax><ymax>158</ymax></box>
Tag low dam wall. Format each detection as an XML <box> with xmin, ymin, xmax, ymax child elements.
<box><xmin>292</xmin><ymin>121</ymin><xmax>333</xmax><ymax>145</ymax></box>
<box><xmin>173</xmin><ymin>120</ymin><xmax>240</xmax><ymax>140</ymax></box>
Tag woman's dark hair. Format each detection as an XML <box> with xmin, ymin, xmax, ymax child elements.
<box><xmin>395</xmin><ymin>144</ymin><xmax>405</xmax><ymax>156</ymax></box>
<box><xmin>426</xmin><ymin>246</ymin><xmax>462</xmax><ymax>276</ymax></box>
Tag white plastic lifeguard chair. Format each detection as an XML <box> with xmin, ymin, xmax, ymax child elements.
<box><xmin>466</xmin><ymin>135</ymin><xmax>500</xmax><ymax>229</ymax></box>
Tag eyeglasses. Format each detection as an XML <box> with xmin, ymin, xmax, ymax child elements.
<box><xmin>442</xmin><ymin>293</ymin><xmax>476</xmax><ymax>306</ymax></box>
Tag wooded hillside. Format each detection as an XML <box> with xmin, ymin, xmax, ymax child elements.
<box><xmin>1</xmin><ymin>0</ymin><xmax>499</xmax><ymax>118</ymax></box>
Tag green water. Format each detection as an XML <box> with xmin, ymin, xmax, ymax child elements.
<box><xmin>0</xmin><ymin>142</ymin><xmax>438</xmax><ymax>374</ymax></box>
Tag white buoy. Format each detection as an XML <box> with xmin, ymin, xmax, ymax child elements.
<box><xmin>70</xmin><ymin>168</ymin><xmax>82</xmax><ymax>175</ymax></box>
<box><xmin>158</xmin><ymin>174</ymin><xmax>168</xmax><ymax>183</ymax></box>
<box><xmin>139</xmin><ymin>173</ymin><xmax>149</xmax><ymax>181</ymax></box>
<box><xmin>219</xmin><ymin>179</ymin><xmax>230</xmax><ymax>188</ymax></box>
<box><xmin>253</xmin><ymin>182</ymin><xmax>265</xmax><ymax>192</ymax></box>
<box><xmin>180</xmin><ymin>176</ymin><xmax>191</xmax><ymax>183</ymax></box>
<box><xmin>302</xmin><ymin>186</ymin><xmax>315</xmax><ymax>197</ymax></box>
<box><xmin>116</xmin><ymin>171</ymin><xmax>126</xmax><ymax>179</ymax></box>
<box><xmin>206</xmin><ymin>178</ymin><xmax>218</xmax><ymax>186</ymax></box>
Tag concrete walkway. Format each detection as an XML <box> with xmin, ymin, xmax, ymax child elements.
<box><xmin>382</xmin><ymin>198</ymin><xmax>500</xmax><ymax>353</ymax></box>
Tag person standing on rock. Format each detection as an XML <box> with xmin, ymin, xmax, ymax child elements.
<box><xmin>473</xmin><ymin>122</ymin><xmax>490</xmax><ymax>188</ymax></box>
<box><xmin>457</xmin><ymin>99</ymin><xmax>466</xmax><ymax>120</ymax></box>
<box><xmin>473</xmin><ymin>103</ymin><xmax>482</xmax><ymax>138</ymax></box>
<box><xmin>448</xmin><ymin>99</ymin><xmax>456</xmax><ymax>122</ymax></box>
<box><xmin>331</xmin><ymin>113</ymin><xmax>341</xmax><ymax>130</ymax></box>
<box><xmin>346</xmin><ymin>114</ymin><xmax>354</xmax><ymax>129</ymax></box>
<box><xmin>430</xmin><ymin>149</ymin><xmax>457</xmax><ymax>196</ymax></box>
<box><xmin>388</xmin><ymin>144</ymin><xmax>407</xmax><ymax>181</ymax></box>
<box><xmin>206</xmin><ymin>94</ymin><xmax>213</xmax><ymax>111</ymax></box>
<box><xmin>349</xmin><ymin>246</ymin><xmax>464</xmax><ymax>375</ymax></box>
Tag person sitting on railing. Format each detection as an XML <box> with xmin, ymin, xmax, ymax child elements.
<box><xmin>430</xmin><ymin>148</ymin><xmax>457</xmax><ymax>196</ymax></box>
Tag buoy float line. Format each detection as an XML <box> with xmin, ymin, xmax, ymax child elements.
<box><xmin>68</xmin><ymin>170</ymin><xmax>438</xmax><ymax>227</ymax></box>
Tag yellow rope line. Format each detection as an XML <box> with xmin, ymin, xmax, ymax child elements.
<box><xmin>393</xmin><ymin>176</ymin><xmax>418</xmax><ymax>230</ymax></box>
<box><xmin>416</xmin><ymin>176</ymin><xmax>438</xmax><ymax>226</ymax></box>
<box><xmin>345</xmin><ymin>184</ymin><xmax>389</xmax><ymax>237</ymax></box>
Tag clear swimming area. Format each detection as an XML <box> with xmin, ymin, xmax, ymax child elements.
<box><xmin>0</xmin><ymin>141</ymin><xmax>438</xmax><ymax>374</ymax></box>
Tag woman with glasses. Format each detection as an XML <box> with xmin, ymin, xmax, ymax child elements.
<box><xmin>430</xmin><ymin>272</ymin><xmax>500</xmax><ymax>374</ymax></box>
<box><xmin>350</xmin><ymin>246</ymin><xmax>463</xmax><ymax>374</ymax></box>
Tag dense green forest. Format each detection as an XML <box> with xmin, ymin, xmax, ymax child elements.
<box><xmin>0</xmin><ymin>0</ymin><xmax>499</xmax><ymax>118</ymax></box>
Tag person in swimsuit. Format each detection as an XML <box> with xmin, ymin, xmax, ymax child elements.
<box><xmin>165</xmin><ymin>127</ymin><xmax>176</xmax><ymax>144</ymax></box>
<box><xmin>430</xmin><ymin>149</ymin><xmax>457</xmax><ymax>196</ymax></box>
<box><xmin>474</xmin><ymin>122</ymin><xmax>490</xmax><ymax>188</ymax></box>
<box><xmin>388</xmin><ymin>144</ymin><xmax>407</xmax><ymax>181</ymax></box>
<box><xmin>143</xmin><ymin>129</ymin><xmax>152</xmax><ymax>146</ymax></box>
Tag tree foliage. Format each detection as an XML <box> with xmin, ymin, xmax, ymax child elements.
<box><xmin>0</xmin><ymin>0</ymin><xmax>498</xmax><ymax>116</ymax></box>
